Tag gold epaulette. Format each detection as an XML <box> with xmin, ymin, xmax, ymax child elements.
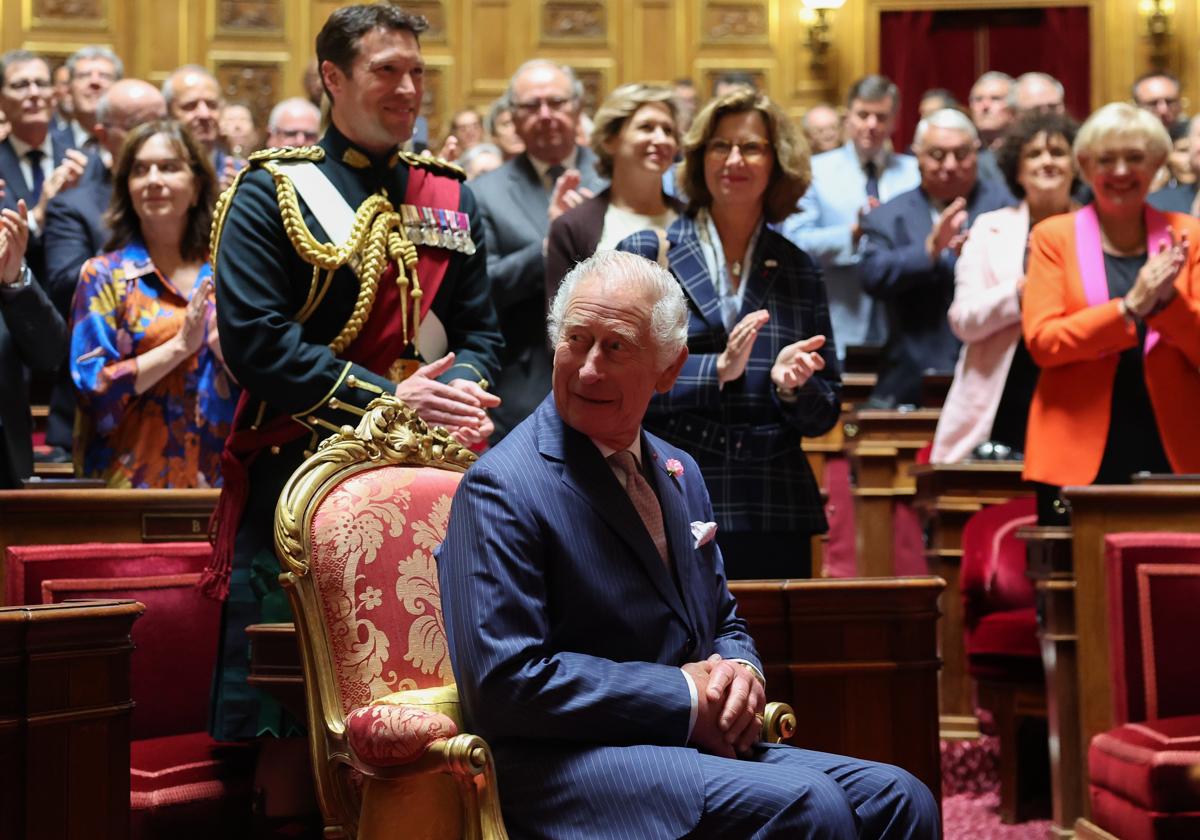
<box><xmin>397</xmin><ymin>150</ymin><xmax>466</xmax><ymax>182</ymax></box>
<box><xmin>248</xmin><ymin>145</ymin><xmax>325</xmax><ymax>165</ymax></box>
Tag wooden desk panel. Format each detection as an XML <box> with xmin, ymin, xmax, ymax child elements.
<box><xmin>844</xmin><ymin>409</ymin><xmax>940</xmax><ymax>577</ymax></box>
<box><xmin>911</xmin><ymin>462</ymin><xmax>1031</xmax><ymax>739</ymax></box>
<box><xmin>0</xmin><ymin>599</ymin><xmax>142</xmax><ymax>840</ymax></box>
<box><xmin>0</xmin><ymin>490</ymin><xmax>219</xmax><ymax>605</ymax></box>
<box><xmin>1062</xmin><ymin>484</ymin><xmax>1200</xmax><ymax>821</ymax></box>
<box><xmin>1019</xmin><ymin>525</ymin><xmax>1079</xmax><ymax>839</ymax></box>
<box><xmin>248</xmin><ymin>579</ymin><xmax>946</xmax><ymax>809</ymax></box>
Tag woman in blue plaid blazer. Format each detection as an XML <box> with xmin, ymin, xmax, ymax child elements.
<box><xmin>619</xmin><ymin>88</ymin><xmax>842</xmax><ymax>578</ymax></box>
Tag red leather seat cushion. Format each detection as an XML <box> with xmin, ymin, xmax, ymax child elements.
<box><xmin>1089</xmin><ymin>784</ymin><xmax>1200</xmax><ymax>840</ymax></box>
<box><xmin>1089</xmin><ymin>715</ymin><xmax>1200</xmax><ymax>813</ymax></box>
<box><xmin>5</xmin><ymin>542</ymin><xmax>212</xmax><ymax>606</ymax></box>
<box><xmin>130</xmin><ymin>732</ymin><xmax>255</xmax><ymax>838</ymax></box>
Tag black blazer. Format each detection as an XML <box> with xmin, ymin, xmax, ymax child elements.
<box><xmin>0</xmin><ymin>276</ymin><xmax>69</xmax><ymax>487</ymax></box>
<box><xmin>1149</xmin><ymin>183</ymin><xmax>1198</xmax><ymax>215</ymax></box>
<box><xmin>471</xmin><ymin>148</ymin><xmax>606</xmax><ymax>440</ymax></box>
<box><xmin>544</xmin><ymin>187</ymin><xmax>685</xmax><ymax>306</ymax></box>
<box><xmin>860</xmin><ymin>180</ymin><xmax>1013</xmax><ymax>406</ymax></box>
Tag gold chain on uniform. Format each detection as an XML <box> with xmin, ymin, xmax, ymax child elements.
<box><xmin>209</xmin><ymin>146</ymin><xmax>422</xmax><ymax>357</ymax></box>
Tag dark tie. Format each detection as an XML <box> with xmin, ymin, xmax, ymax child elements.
<box><xmin>609</xmin><ymin>451</ymin><xmax>669</xmax><ymax>566</ymax></box>
<box><xmin>863</xmin><ymin>160</ymin><xmax>879</xmax><ymax>201</ymax></box>
<box><xmin>26</xmin><ymin>150</ymin><xmax>45</xmax><ymax>205</ymax></box>
<box><xmin>546</xmin><ymin>163</ymin><xmax>565</xmax><ymax>191</ymax></box>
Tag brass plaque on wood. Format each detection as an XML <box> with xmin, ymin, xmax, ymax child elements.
<box><xmin>142</xmin><ymin>513</ymin><xmax>211</xmax><ymax>541</ymax></box>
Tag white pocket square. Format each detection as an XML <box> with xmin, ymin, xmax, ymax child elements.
<box><xmin>691</xmin><ymin>520</ymin><xmax>718</xmax><ymax>549</ymax></box>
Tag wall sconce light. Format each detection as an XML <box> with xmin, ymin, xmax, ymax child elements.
<box><xmin>1139</xmin><ymin>0</ymin><xmax>1175</xmax><ymax>70</ymax></box>
<box><xmin>801</xmin><ymin>0</ymin><xmax>847</xmax><ymax>74</ymax></box>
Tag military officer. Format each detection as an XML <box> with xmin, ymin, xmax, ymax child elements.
<box><xmin>205</xmin><ymin>2</ymin><xmax>502</xmax><ymax>741</ymax></box>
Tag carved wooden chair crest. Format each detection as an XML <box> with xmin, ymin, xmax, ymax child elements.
<box><xmin>274</xmin><ymin>394</ymin><xmax>507</xmax><ymax>839</ymax></box>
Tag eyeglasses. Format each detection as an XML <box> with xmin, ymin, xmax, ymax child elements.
<box><xmin>922</xmin><ymin>147</ymin><xmax>976</xmax><ymax>163</ymax></box>
<box><xmin>706</xmin><ymin>139</ymin><xmax>770</xmax><ymax>161</ymax></box>
<box><xmin>276</xmin><ymin>128</ymin><xmax>320</xmax><ymax>142</ymax></box>
<box><xmin>514</xmin><ymin>96</ymin><xmax>573</xmax><ymax>115</ymax></box>
<box><xmin>3</xmin><ymin>78</ymin><xmax>51</xmax><ymax>95</ymax></box>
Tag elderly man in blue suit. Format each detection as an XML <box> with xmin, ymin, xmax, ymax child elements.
<box><xmin>860</xmin><ymin>108</ymin><xmax>1012</xmax><ymax>408</ymax></box>
<box><xmin>437</xmin><ymin>249</ymin><xmax>938</xmax><ymax>838</ymax></box>
<box><xmin>780</xmin><ymin>75</ymin><xmax>919</xmax><ymax>357</ymax></box>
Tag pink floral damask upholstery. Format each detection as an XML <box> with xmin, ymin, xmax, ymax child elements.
<box><xmin>345</xmin><ymin>704</ymin><xmax>459</xmax><ymax>767</ymax></box>
<box><xmin>308</xmin><ymin>466</ymin><xmax>464</xmax><ymax>715</ymax></box>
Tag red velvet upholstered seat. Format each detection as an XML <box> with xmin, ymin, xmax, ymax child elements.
<box><xmin>960</xmin><ymin>496</ymin><xmax>1044</xmax><ymax>823</ymax></box>
<box><xmin>961</xmin><ymin>497</ymin><xmax>1039</xmax><ymax>674</ymax></box>
<box><xmin>1085</xmin><ymin>533</ymin><xmax>1200</xmax><ymax>840</ymax></box>
<box><xmin>15</xmin><ymin>542</ymin><xmax>254</xmax><ymax>837</ymax></box>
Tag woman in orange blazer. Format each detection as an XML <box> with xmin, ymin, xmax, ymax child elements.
<box><xmin>1023</xmin><ymin>102</ymin><xmax>1200</xmax><ymax>522</ymax></box>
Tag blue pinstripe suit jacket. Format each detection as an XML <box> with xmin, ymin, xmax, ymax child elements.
<box><xmin>437</xmin><ymin>395</ymin><xmax>761</xmax><ymax>836</ymax></box>
<box><xmin>618</xmin><ymin>216</ymin><xmax>842</xmax><ymax>534</ymax></box>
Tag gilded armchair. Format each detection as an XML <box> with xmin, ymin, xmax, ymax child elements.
<box><xmin>274</xmin><ymin>395</ymin><xmax>505</xmax><ymax>839</ymax></box>
<box><xmin>274</xmin><ymin>394</ymin><xmax>797</xmax><ymax>839</ymax></box>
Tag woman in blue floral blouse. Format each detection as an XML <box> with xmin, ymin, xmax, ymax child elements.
<box><xmin>70</xmin><ymin>119</ymin><xmax>236</xmax><ymax>488</ymax></box>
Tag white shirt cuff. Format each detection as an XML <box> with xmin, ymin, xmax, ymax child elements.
<box><xmin>680</xmin><ymin>667</ymin><xmax>698</xmax><ymax>742</ymax></box>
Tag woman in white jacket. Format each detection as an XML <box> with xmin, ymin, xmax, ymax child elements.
<box><xmin>932</xmin><ymin>112</ymin><xmax>1078</xmax><ymax>462</ymax></box>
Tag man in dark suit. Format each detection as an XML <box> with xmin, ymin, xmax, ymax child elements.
<box><xmin>0</xmin><ymin>198</ymin><xmax>68</xmax><ymax>488</ymax></box>
<box><xmin>43</xmin><ymin>78</ymin><xmax>167</xmax><ymax>312</ymax></box>
<box><xmin>861</xmin><ymin>108</ymin><xmax>1012</xmax><ymax>407</ymax></box>
<box><xmin>0</xmin><ymin>50</ymin><xmax>89</xmax><ymax>276</ymax></box>
<box><xmin>471</xmin><ymin>59</ymin><xmax>606</xmax><ymax>440</ymax></box>
<box><xmin>162</xmin><ymin>65</ymin><xmax>243</xmax><ymax>191</ymax></box>
<box><xmin>438</xmin><ymin>250</ymin><xmax>937</xmax><ymax>838</ymax></box>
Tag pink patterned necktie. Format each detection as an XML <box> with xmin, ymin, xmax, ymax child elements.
<box><xmin>609</xmin><ymin>450</ymin><xmax>670</xmax><ymax>566</ymax></box>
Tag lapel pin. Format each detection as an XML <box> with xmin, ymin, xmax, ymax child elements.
<box><xmin>764</xmin><ymin>259</ymin><xmax>778</xmax><ymax>268</ymax></box>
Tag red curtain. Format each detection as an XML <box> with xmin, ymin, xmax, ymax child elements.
<box><xmin>880</xmin><ymin>6</ymin><xmax>1092</xmax><ymax>152</ymax></box>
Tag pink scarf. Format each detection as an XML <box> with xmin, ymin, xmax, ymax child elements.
<box><xmin>1073</xmin><ymin>203</ymin><xmax>1170</xmax><ymax>354</ymax></box>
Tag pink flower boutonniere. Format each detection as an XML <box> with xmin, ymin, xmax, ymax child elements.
<box><xmin>664</xmin><ymin>458</ymin><xmax>684</xmax><ymax>478</ymax></box>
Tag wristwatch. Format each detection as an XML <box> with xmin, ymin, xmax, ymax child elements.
<box><xmin>0</xmin><ymin>260</ymin><xmax>32</xmax><ymax>290</ymax></box>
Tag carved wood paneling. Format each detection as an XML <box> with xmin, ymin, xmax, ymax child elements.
<box><xmin>217</xmin><ymin>0</ymin><xmax>281</xmax><ymax>33</ymax></box>
<box><xmin>406</xmin><ymin>1</ymin><xmax>446</xmax><ymax>43</ymax></box>
<box><xmin>33</xmin><ymin>0</ymin><xmax>103</xmax><ymax>19</ymax></box>
<box><xmin>542</xmin><ymin>2</ymin><xmax>606</xmax><ymax>43</ymax></box>
<box><xmin>214</xmin><ymin>61</ymin><xmax>280</xmax><ymax>136</ymax></box>
<box><xmin>567</xmin><ymin>64</ymin><xmax>612</xmax><ymax>114</ymax></box>
<box><xmin>702</xmin><ymin>1</ymin><xmax>768</xmax><ymax>44</ymax></box>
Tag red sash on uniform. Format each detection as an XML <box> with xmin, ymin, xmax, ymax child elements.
<box><xmin>201</xmin><ymin>168</ymin><xmax>463</xmax><ymax>601</ymax></box>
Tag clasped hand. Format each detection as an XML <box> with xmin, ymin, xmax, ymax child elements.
<box><xmin>683</xmin><ymin>654</ymin><xmax>767</xmax><ymax>760</ymax></box>
<box><xmin>395</xmin><ymin>352</ymin><xmax>502</xmax><ymax>446</ymax></box>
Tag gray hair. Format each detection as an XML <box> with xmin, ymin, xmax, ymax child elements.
<box><xmin>0</xmin><ymin>50</ymin><xmax>48</xmax><ymax>82</ymax></box>
<box><xmin>66</xmin><ymin>45</ymin><xmax>124</xmax><ymax>81</ymax></box>
<box><xmin>913</xmin><ymin>108</ymin><xmax>979</xmax><ymax>149</ymax></box>
<box><xmin>506</xmin><ymin>59</ymin><xmax>584</xmax><ymax>106</ymax></box>
<box><xmin>459</xmin><ymin>141</ymin><xmax>502</xmax><ymax>170</ymax></box>
<box><xmin>267</xmin><ymin>96</ymin><xmax>320</xmax><ymax>131</ymax></box>
<box><xmin>161</xmin><ymin>64</ymin><xmax>216</xmax><ymax>106</ymax></box>
<box><xmin>547</xmin><ymin>250</ymin><xmax>688</xmax><ymax>369</ymax></box>
<box><xmin>1010</xmin><ymin>72</ymin><xmax>1064</xmax><ymax>109</ymax></box>
<box><xmin>970</xmin><ymin>71</ymin><xmax>1014</xmax><ymax>97</ymax></box>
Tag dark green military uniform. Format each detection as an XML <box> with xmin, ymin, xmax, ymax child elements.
<box><xmin>209</xmin><ymin>122</ymin><xmax>501</xmax><ymax>740</ymax></box>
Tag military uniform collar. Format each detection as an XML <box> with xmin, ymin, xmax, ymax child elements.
<box><xmin>322</xmin><ymin>121</ymin><xmax>403</xmax><ymax>171</ymax></box>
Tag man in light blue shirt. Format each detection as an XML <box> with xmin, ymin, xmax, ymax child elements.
<box><xmin>779</xmin><ymin>76</ymin><xmax>919</xmax><ymax>356</ymax></box>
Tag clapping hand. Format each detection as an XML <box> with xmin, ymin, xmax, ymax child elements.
<box><xmin>548</xmin><ymin>169</ymin><xmax>593</xmax><ymax>223</ymax></box>
<box><xmin>717</xmin><ymin>309</ymin><xmax>769</xmax><ymax>386</ymax></box>
<box><xmin>438</xmin><ymin>134</ymin><xmax>461</xmax><ymax>162</ymax></box>
<box><xmin>851</xmin><ymin>196</ymin><xmax>881</xmax><ymax>246</ymax></box>
<box><xmin>0</xmin><ymin>199</ymin><xmax>30</xmax><ymax>285</ymax></box>
<box><xmin>32</xmin><ymin>150</ymin><xmax>89</xmax><ymax>225</ymax></box>
<box><xmin>771</xmin><ymin>335</ymin><xmax>826</xmax><ymax>393</ymax></box>
<box><xmin>175</xmin><ymin>277</ymin><xmax>212</xmax><ymax>356</ymax></box>
<box><xmin>925</xmin><ymin>197</ymin><xmax>969</xmax><ymax>261</ymax></box>
<box><xmin>1125</xmin><ymin>230</ymin><xmax>1189</xmax><ymax>318</ymax></box>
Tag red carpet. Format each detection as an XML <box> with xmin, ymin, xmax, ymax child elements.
<box><xmin>941</xmin><ymin>736</ymin><xmax>1052</xmax><ymax>839</ymax></box>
